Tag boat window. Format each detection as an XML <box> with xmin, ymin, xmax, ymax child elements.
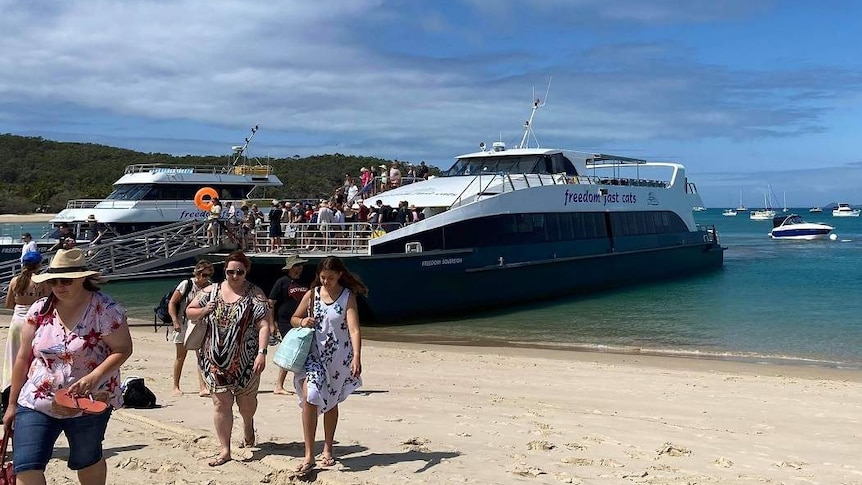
<box><xmin>109</xmin><ymin>184</ymin><xmax>254</xmax><ymax>201</ymax></box>
<box><xmin>106</xmin><ymin>184</ymin><xmax>153</xmax><ymax>201</ymax></box>
<box><xmin>445</xmin><ymin>155</ymin><xmax>545</xmax><ymax>176</ymax></box>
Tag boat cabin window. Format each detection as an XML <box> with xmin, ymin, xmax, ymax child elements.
<box><xmin>107</xmin><ymin>184</ymin><xmax>253</xmax><ymax>201</ymax></box>
<box><xmin>445</xmin><ymin>153</ymin><xmax>577</xmax><ymax>176</ymax></box>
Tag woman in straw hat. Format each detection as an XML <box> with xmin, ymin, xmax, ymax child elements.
<box><xmin>3</xmin><ymin>251</ymin><xmax>49</xmax><ymax>404</ymax></box>
<box><xmin>185</xmin><ymin>251</ymin><xmax>272</xmax><ymax>467</ymax></box>
<box><xmin>3</xmin><ymin>248</ymin><xmax>133</xmax><ymax>485</ymax></box>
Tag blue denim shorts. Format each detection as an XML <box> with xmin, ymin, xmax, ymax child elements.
<box><xmin>13</xmin><ymin>405</ymin><xmax>112</xmax><ymax>472</ymax></box>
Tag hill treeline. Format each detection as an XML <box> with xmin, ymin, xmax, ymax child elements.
<box><xmin>0</xmin><ymin>134</ymin><xmax>439</xmax><ymax>213</ymax></box>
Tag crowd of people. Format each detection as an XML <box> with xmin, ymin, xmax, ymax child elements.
<box><xmin>201</xmin><ymin>161</ymin><xmax>432</xmax><ymax>253</ymax></box>
<box><xmin>1</xmin><ymin>248</ymin><xmax>365</xmax><ymax>482</ymax></box>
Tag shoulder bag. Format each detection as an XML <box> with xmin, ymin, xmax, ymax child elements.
<box><xmin>273</xmin><ymin>290</ymin><xmax>316</xmax><ymax>372</ymax></box>
<box><xmin>184</xmin><ymin>283</ymin><xmax>218</xmax><ymax>351</ymax></box>
<box><xmin>0</xmin><ymin>430</ymin><xmax>13</xmax><ymax>485</ymax></box>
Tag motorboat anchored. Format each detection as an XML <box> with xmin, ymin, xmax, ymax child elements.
<box><xmin>769</xmin><ymin>214</ymin><xmax>834</xmax><ymax>240</ymax></box>
<box><xmin>832</xmin><ymin>203</ymin><xmax>860</xmax><ymax>217</ymax></box>
<box><xmin>809</xmin><ymin>207</ymin><xmax>823</xmax><ymax>213</ymax></box>
<box><xmin>230</xmin><ymin>97</ymin><xmax>725</xmax><ymax>323</ymax></box>
<box><xmin>722</xmin><ymin>209</ymin><xmax>737</xmax><ymax>217</ymax></box>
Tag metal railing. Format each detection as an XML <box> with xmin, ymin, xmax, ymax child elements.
<box><xmin>240</xmin><ymin>222</ymin><xmax>376</xmax><ymax>255</ymax></box>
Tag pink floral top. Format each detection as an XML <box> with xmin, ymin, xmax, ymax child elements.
<box><xmin>18</xmin><ymin>291</ymin><xmax>127</xmax><ymax>418</ymax></box>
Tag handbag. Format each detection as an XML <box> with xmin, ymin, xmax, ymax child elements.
<box><xmin>0</xmin><ymin>430</ymin><xmax>14</xmax><ymax>485</ymax></box>
<box><xmin>184</xmin><ymin>284</ymin><xmax>218</xmax><ymax>351</ymax></box>
<box><xmin>273</xmin><ymin>291</ymin><xmax>316</xmax><ymax>372</ymax></box>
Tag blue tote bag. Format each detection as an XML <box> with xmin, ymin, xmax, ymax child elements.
<box><xmin>273</xmin><ymin>291</ymin><xmax>316</xmax><ymax>372</ymax></box>
<box><xmin>273</xmin><ymin>327</ymin><xmax>314</xmax><ymax>372</ymax></box>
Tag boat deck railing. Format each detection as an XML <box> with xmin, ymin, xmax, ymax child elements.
<box><xmin>240</xmin><ymin>222</ymin><xmax>377</xmax><ymax>255</ymax></box>
<box><xmin>123</xmin><ymin>163</ymin><xmax>273</xmax><ymax>176</ymax></box>
<box><xmin>63</xmin><ymin>199</ymin><xmax>202</xmax><ymax>210</ymax></box>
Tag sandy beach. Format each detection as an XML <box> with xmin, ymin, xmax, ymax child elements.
<box><xmin>1</xmin><ymin>319</ymin><xmax>861</xmax><ymax>484</ymax></box>
<box><xmin>0</xmin><ymin>213</ymin><xmax>55</xmax><ymax>223</ymax></box>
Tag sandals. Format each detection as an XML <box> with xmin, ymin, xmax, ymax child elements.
<box><xmin>320</xmin><ymin>455</ymin><xmax>336</xmax><ymax>467</ymax></box>
<box><xmin>54</xmin><ymin>389</ymin><xmax>108</xmax><ymax>414</ymax></box>
<box><xmin>208</xmin><ymin>455</ymin><xmax>232</xmax><ymax>467</ymax></box>
<box><xmin>294</xmin><ymin>461</ymin><xmax>315</xmax><ymax>476</ymax></box>
<box><xmin>238</xmin><ymin>433</ymin><xmax>256</xmax><ymax>449</ymax></box>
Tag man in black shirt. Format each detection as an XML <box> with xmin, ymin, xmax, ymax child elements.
<box><xmin>267</xmin><ymin>254</ymin><xmax>310</xmax><ymax>394</ymax></box>
<box><xmin>268</xmin><ymin>200</ymin><xmax>283</xmax><ymax>252</ymax></box>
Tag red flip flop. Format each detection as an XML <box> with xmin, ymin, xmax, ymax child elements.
<box><xmin>54</xmin><ymin>389</ymin><xmax>109</xmax><ymax>414</ymax></box>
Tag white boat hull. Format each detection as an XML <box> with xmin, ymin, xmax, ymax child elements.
<box><xmin>769</xmin><ymin>222</ymin><xmax>833</xmax><ymax>240</ymax></box>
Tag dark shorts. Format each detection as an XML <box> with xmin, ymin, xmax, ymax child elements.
<box><xmin>13</xmin><ymin>405</ymin><xmax>112</xmax><ymax>472</ymax></box>
<box><xmin>269</xmin><ymin>225</ymin><xmax>283</xmax><ymax>237</ymax></box>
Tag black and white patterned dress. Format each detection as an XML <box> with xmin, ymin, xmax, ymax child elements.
<box><xmin>294</xmin><ymin>287</ymin><xmax>361</xmax><ymax>413</ymax></box>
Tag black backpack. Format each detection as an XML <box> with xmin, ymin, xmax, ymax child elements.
<box><xmin>122</xmin><ymin>376</ymin><xmax>157</xmax><ymax>409</ymax></box>
<box><xmin>154</xmin><ymin>279</ymin><xmax>193</xmax><ymax>328</ymax></box>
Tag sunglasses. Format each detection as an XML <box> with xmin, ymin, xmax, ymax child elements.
<box><xmin>225</xmin><ymin>269</ymin><xmax>246</xmax><ymax>276</ymax></box>
<box><xmin>197</xmin><ymin>272</ymin><xmax>213</xmax><ymax>278</ymax></box>
<box><xmin>48</xmin><ymin>278</ymin><xmax>75</xmax><ymax>286</ymax></box>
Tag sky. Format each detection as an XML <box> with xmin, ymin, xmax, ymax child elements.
<box><xmin>1</xmin><ymin>0</ymin><xmax>861</xmax><ymax>207</ymax></box>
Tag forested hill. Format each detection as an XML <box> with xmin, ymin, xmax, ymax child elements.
<box><xmin>0</xmin><ymin>134</ymin><xmax>430</xmax><ymax>213</ymax></box>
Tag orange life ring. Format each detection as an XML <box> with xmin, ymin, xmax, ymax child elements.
<box><xmin>194</xmin><ymin>187</ymin><xmax>219</xmax><ymax>211</ymax></box>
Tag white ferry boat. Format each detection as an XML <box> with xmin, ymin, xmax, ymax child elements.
<box><xmin>236</xmin><ymin>99</ymin><xmax>725</xmax><ymax>323</ymax></box>
<box><xmin>50</xmin><ymin>126</ymin><xmax>282</xmax><ymax>237</ymax></box>
<box><xmin>0</xmin><ymin>127</ymin><xmax>281</xmax><ymax>264</ymax></box>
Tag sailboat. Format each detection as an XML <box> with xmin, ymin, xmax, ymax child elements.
<box><xmin>782</xmin><ymin>191</ymin><xmax>788</xmax><ymax>213</ymax></box>
<box><xmin>750</xmin><ymin>190</ymin><xmax>776</xmax><ymax>220</ymax></box>
<box><xmin>736</xmin><ymin>189</ymin><xmax>747</xmax><ymax>212</ymax></box>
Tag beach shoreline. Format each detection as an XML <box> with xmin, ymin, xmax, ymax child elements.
<box><xmin>0</xmin><ymin>213</ymin><xmax>55</xmax><ymax>223</ymax></box>
<box><xmin>1</xmin><ymin>318</ymin><xmax>860</xmax><ymax>484</ymax></box>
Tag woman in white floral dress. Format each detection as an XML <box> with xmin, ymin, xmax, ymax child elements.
<box><xmin>291</xmin><ymin>256</ymin><xmax>366</xmax><ymax>474</ymax></box>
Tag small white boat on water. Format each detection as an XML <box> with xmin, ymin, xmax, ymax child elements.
<box><xmin>750</xmin><ymin>191</ymin><xmax>776</xmax><ymax>220</ymax></box>
<box><xmin>693</xmin><ymin>206</ymin><xmax>707</xmax><ymax>212</ymax></box>
<box><xmin>809</xmin><ymin>207</ymin><xmax>823</xmax><ymax>213</ymax></box>
<box><xmin>769</xmin><ymin>214</ymin><xmax>834</xmax><ymax>240</ymax></box>
<box><xmin>722</xmin><ymin>208</ymin><xmax>737</xmax><ymax>217</ymax></box>
<box><xmin>832</xmin><ymin>203</ymin><xmax>860</xmax><ymax>217</ymax></box>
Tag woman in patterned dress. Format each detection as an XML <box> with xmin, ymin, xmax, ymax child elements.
<box><xmin>185</xmin><ymin>251</ymin><xmax>272</xmax><ymax>467</ymax></box>
<box><xmin>290</xmin><ymin>256</ymin><xmax>366</xmax><ymax>474</ymax></box>
<box><xmin>3</xmin><ymin>248</ymin><xmax>133</xmax><ymax>485</ymax></box>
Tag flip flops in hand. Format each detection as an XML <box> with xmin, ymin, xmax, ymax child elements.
<box><xmin>54</xmin><ymin>389</ymin><xmax>108</xmax><ymax>414</ymax></box>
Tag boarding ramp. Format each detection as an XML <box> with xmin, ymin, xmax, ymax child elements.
<box><xmin>0</xmin><ymin>219</ymin><xmax>216</xmax><ymax>298</ymax></box>
<box><xmin>84</xmin><ymin>219</ymin><xmax>213</xmax><ymax>277</ymax></box>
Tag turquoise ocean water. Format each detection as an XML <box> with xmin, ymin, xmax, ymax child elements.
<box><xmin>5</xmin><ymin>210</ymin><xmax>862</xmax><ymax>368</ymax></box>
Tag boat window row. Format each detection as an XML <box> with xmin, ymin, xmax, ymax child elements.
<box><xmin>445</xmin><ymin>153</ymin><xmax>577</xmax><ymax>177</ymax></box>
<box><xmin>374</xmin><ymin>211</ymin><xmax>689</xmax><ymax>253</ymax></box>
<box><xmin>107</xmin><ymin>184</ymin><xmax>252</xmax><ymax>201</ymax></box>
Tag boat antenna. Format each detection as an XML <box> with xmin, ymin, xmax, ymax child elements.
<box><xmin>517</xmin><ymin>77</ymin><xmax>552</xmax><ymax>149</ymax></box>
<box><xmin>231</xmin><ymin>125</ymin><xmax>259</xmax><ymax>167</ymax></box>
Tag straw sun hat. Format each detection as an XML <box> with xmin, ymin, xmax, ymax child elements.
<box><xmin>281</xmin><ymin>254</ymin><xmax>309</xmax><ymax>271</ymax></box>
<box><xmin>32</xmin><ymin>248</ymin><xmax>100</xmax><ymax>283</ymax></box>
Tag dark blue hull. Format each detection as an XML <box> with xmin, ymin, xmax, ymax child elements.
<box><xmin>243</xmin><ymin>232</ymin><xmax>724</xmax><ymax>324</ymax></box>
